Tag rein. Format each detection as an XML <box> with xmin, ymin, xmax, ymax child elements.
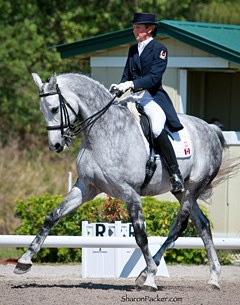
<box><xmin>39</xmin><ymin>84</ymin><xmax>118</xmax><ymax>138</ymax></box>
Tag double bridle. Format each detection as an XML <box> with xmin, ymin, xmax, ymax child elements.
<box><xmin>39</xmin><ymin>83</ymin><xmax>118</xmax><ymax>139</ymax></box>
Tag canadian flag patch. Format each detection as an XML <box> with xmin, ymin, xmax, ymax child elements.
<box><xmin>160</xmin><ymin>50</ymin><xmax>166</xmax><ymax>60</ymax></box>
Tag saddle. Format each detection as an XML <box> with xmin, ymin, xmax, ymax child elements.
<box><xmin>136</xmin><ymin>103</ymin><xmax>155</xmax><ymax>150</ymax></box>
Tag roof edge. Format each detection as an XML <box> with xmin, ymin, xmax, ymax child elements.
<box><xmin>159</xmin><ymin>21</ymin><xmax>240</xmax><ymax>64</ymax></box>
<box><xmin>51</xmin><ymin>20</ymin><xmax>240</xmax><ymax>64</ymax></box>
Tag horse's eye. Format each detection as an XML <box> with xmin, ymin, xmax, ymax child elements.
<box><xmin>51</xmin><ymin>107</ymin><xmax>59</xmax><ymax>114</ymax></box>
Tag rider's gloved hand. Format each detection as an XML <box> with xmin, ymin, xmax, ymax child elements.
<box><xmin>118</xmin><ymin>81</ymin><xmax>134</xmax><ymax>93</ymax></box>
<box><xmin>109</xmin><ymin>81</ymin><xmax>134</xmax><ymax>95</ymax></box>
<box><xmin>109</xmin><ymin>83</ymin><xmax>118</xmax><ymax>94</ymax></box>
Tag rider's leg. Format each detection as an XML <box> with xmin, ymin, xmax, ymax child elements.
<box><xmin>154</xmin><ymin>129</ymin><xmax>184</xmax><ymax>193</ymax></box>
<box><xmin>140</xmin><ymin>96</ymin><xmax>184</xmax><ymax>194</ymax></box>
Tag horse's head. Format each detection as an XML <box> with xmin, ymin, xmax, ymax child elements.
<box><xmin>32</xmin><ymin>73</ymin><xmax>78</xmax><ymax>153</ymax></box>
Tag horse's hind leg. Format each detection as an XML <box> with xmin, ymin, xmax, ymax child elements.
<box><xmin>190</xmin><ymin>200</ymin><xmax>221</xmax><ymax>289</ymax></box>
<box><xmin>136</xmin><ymin>194</ymin><xmax>190</xmax><ymax>288</ymax></box>
<box><xmin>126</xmin><ymin>195</ymin><xmax>158</xmax><ymax>291</ymax></box>
<box><xmin>14</xmin><ymin>179</ymin><xmax>97</xmax><ymax>275</ymax></box>
<box><xmin>154</xmin><ymin>196</ymin><xmax>190</xmax><ymax>262</ymax></box>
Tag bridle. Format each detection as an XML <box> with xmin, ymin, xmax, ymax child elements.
<box><xmin>39</xmin><ymin>83</ymin><xmax>118</xmax><ymax>139</ymax></box>
<box><xmin>39</xmin><ymin>84</ymin><xmax>78</xmax><ymax>137</ymax></box>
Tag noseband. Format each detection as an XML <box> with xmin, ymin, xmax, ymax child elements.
<box><xmin>39</xmin><ymin>83</ymin><xmax>118</xmax><ymax>138</ymax></box>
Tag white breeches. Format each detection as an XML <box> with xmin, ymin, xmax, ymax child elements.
<box><xmin>139</xmin><ymin>91</ymin><xmax>166</xmax><ymax>138</ymax></box>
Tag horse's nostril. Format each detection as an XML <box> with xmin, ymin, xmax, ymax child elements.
<box><xmin>55</xmin><ymin>143</ymin><xmax>61</xmax><ymax>150</ymax></box>
<box><xmin>54</xmin><ymin>143</ymin><xmax>63</xmax><ymax>153</ymax></box>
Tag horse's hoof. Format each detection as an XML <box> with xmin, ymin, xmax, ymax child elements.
<box><xmin>207</xmin><ymin>279</ymin><xmax>221</xmax><ymax>290</ymax></box>
<box><xmin>142</xmin><ymin>284</ymin><xmax>158</xmax><ymax>292</ymax></box>
<box><xmin>135</xmin><ymin>270</ymin><xmax>147</xmax><ymax>288</ymax></box>
<box><xmin>14</xmin><ymin>262</ymin><xmax>32</xmax><ymax>275</ymax></box>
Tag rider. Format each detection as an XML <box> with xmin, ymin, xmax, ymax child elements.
<box><xmin>110</xmin><ymin>12</ymin><xmax>184</xmax><ymax>193</ymax></box>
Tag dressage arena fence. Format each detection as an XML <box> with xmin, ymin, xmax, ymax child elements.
<box><xmin>1</xmin><ymin>221</ymin><xmax>240</xmax><ymax>278</ymax></box>
<box><xmin>1</xmin><ymin>235</ymin><xmax>240</xmax><ymax>249</ymax></box>
<box><xmin>1</xmin><ymin>233</ymin><xmax>240</xmax><ymax>278</ymax></box>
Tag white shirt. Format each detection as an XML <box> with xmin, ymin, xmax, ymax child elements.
<box><xmin>138</xmin><ymin>37</ymin><xmax>153</xmax><ymax>56</ymax></box>
<box><xmin>131</xmin><ymin>37</ymin><xmax>154</xmax><ymax>100</ymax></box>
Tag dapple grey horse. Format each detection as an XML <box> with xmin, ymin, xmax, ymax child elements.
<box><xmin>14</xmin><ymin>72</ymin><xmax>228</xmax><ymax>290</ymax></box>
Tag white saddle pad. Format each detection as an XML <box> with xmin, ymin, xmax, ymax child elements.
<box><xmin>167</xmin><ymin>128</ymin><xmax>192</xmax><ymax>159</ymax></box>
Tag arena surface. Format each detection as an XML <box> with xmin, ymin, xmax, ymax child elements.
<box><xmin>0</xmin><ymin>264</ymin><xmax>239</xmax><ymax>305</ymax></box>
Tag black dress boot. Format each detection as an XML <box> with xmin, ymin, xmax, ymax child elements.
<box><xmin>154</xmin><ymin>130</ymin><xmax>185</xmax><ymax>194</ymax></box>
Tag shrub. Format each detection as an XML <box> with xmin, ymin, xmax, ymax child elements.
<box><xmin>14</xmin><ymin>194</ymin><xmax>230</xmax><ymax>265</ymax></box>
<box><xmin>89</xmin><ymin>195</ymin><xmax>130</xmax><ymax>223</ymax></box>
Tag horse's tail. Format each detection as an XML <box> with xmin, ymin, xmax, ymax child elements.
<box><xmin>199</xmin><ymin>157</ymin><xmax>240</xmax><ymax>201</ymax></box>
<box><xmin>199</xmin><ymin>125</ymin><xmax>240</xmax><ymax>201</ymax></box>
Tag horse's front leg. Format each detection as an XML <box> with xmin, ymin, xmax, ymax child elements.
<box><xmin>14</xmin><ymin>179</ymin><xmax>97</xmax><ymax>275</ymax></box>
<box><xmin>127</xmin><ymin>199</ymin><xmax>158</xmax><ymax>291</ymax></box>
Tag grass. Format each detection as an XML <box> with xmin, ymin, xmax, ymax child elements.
<box><xmin>0</xmin><ymin>139</ymin><xmax>80</xmax><ymax>234</ymax></box>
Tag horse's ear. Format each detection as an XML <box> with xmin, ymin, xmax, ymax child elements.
<box><xmin>48</xmin><ymin>72</ymin><xmax>57</xmax><ymax>91</ymax></box>
<box><xmin>32</xmin><ymin>73</ymin><xmax>43</xmax><ymax>90</ymax></box>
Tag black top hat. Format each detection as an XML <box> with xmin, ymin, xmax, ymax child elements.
<box><xmin>130</xmin><ymin>12</ymin><xmax>158</xmax><ymax>25</ymax></box>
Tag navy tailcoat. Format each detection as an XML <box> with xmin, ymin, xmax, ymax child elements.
<box><xmin>121</xmin><ymin>39</ymin><xmax>183</xmax><ymax>132</ymax></box>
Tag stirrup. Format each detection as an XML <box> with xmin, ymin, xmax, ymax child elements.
<box><xmin>170</xmin><ymin>174</ymin><xmax>185</xmax><ymax>194</ymax></box>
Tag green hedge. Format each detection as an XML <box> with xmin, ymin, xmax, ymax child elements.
<box><xmin>14</xmin><ymin>194</ymin><xmax>230</xmax><ymax>264</ymax></box>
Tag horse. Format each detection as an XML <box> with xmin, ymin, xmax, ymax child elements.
<box><xmin>14</xmin><ymin>72</ymin><xmax>228</xmax><ymax>290</ymax></box>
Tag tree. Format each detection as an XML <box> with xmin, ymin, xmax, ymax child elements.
<box><xmin>0</xmin><ymin>0</ymin><xmax>239</xmax><ymax>145</ymax></box>
<box><xmin>0</xmin><ymin>1</ymin><xmax>61</xmax><ymax>143</ymax></box>
<box><xmin>192</xmin><ymin>0</ymin><xmax>240</xmax><ymax>24</ymax></box>
<box><xmin>0</xmin><ymin>0</ymin><xmax>134</xmax><ymax>144</ymax></box>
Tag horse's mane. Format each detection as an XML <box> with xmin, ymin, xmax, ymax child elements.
<box><xmin>58</xmin><ymin>73</ymin><xmax>111</xmax><ymax>100</ymax></box>
<box><xmin>55</xmin><ymin>72</ymin><xmax>134</xmax><ymax>132</ymax></box>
